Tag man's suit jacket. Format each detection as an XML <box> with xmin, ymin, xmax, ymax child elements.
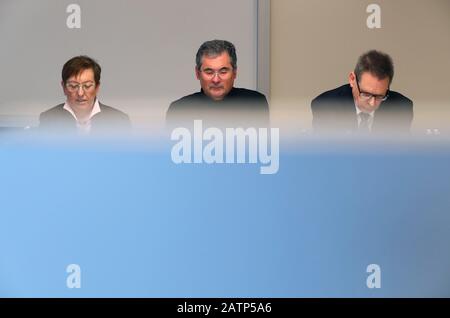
<box><xmin>311</xmin><ymin>84</ymin><xmax>413</xmax><ymax>135</ymax></box>
<box><xmin>39</xmin><ymin>103</ymin><xmax>131</xmax><ymax>135</ymax></box>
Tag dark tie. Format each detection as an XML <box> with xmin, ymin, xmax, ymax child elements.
<box><xmin>359</xmin><ymin>112</ymin><xmax>371</xmax><ymax>133</ymax></box>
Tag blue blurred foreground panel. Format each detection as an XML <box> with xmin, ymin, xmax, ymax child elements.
<box><xmin>0</xmin><ymin>139</ymin><xmax>450</xmax><ymax>297</ymax></box>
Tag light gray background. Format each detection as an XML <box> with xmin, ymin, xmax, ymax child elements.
<box><xmin>0</xmin><ymin>0</ymin><xmax>261</xmax><ymax>132</ymax></box>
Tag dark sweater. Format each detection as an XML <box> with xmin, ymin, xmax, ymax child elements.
<box><xmin>166</xmin><ymin>87</ymin><xmax>270</xmax><ymax>128</ymax></box>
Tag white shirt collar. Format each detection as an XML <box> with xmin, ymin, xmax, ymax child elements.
<box><xmin>354</xmin><ymin>103</ymin><xmax>375</xmax><ymax>117</ymax></box>
<box><xmin>354</xmin><ymin>102</ymin><xmax>375</xmax><ymax>131</ymax></box>
<box><xmin>63</xmin><ymin>98</ymin><xmax>101</xmax><ymax>122</ymax></box>
<box><xmin>63</xmin><ymin>99</ymin><xmax>101</xmax><ymax>134</ymax></box>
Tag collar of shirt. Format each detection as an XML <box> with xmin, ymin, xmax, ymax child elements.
<box><xmin>355</xmin><ymin>103</ymin><xmax>375</xmax><ymax>129</ymax></box>
<box><xmin>63</xmin><ymin>99</ymin><xmax>102</xmax><ymax>134</ymax></box>
<box><xmin>63</xmin><ymin>98</ymin><xmax>101</xmax><ymax>122</ymax></box>
<box><xmin>354</xmin><ymin>103</ymin><xmax>375</xmax><ymax>117</ymax></box>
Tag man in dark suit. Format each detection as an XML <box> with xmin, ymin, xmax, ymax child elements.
<box><xmin>166</xmin><ymin>40</ymin><xmax>269</xmax><ymax>129</ymax></box>
<box><xmin>39</xmin><ymin>56</ymin><xmax>130</xmax><ymax>136</ymax></box>
<box><xmin>311</xmin><ymin>50</ymin><xmax>413</xmax><ymax>135</ymax></box>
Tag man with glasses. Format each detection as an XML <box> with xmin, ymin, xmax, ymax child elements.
<box><xmin>166</xmin><ymin>40</ymin><xmax>269</xmax><ymax>128</ymax></box>
<box><xmin>311</xmin><ymin>50</ymin><xmax>413</xmax><ymax>135</ymax></box>
<box><xmin>39</xmin><ymin>55</ymin><xmax>130</xmax><ymax>135</ymax></box>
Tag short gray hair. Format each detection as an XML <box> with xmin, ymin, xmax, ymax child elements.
<box><xmin>195</xmin><ymin>40</ymin><xmax>237</xmax><ymax>70</ymax></box>
<box><xmin>354</xmin><ymin>50</ymin><xmax>394</xmax><ymax>84</ymax></box>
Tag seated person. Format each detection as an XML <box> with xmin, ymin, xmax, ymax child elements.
<box><xmin>311</xmin><ymin>50</ymin><xmax>413</xmax><ymax>136</ymax></box>
<box><xmin>166</xmin><ymin>40</ymin><xmax>269</xmax><ymax>129</ymax></box>
<box><xmin>39</xmin><ymin>55</ymin><xmax>130</xmax><ymax>136</ymax></box>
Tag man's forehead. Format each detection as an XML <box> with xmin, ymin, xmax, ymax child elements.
<box><xmin>359</xmin><ymin>72</ymin><xmax>390</xmax><ymax>90</ymax></box>
<box><xmin>359</xmin><ymin>72</ymin><xmax>389</xmax><ymax>83</ymax></box>
<box><xmin>201</xmin><ymin>52</ymin><xmax>232</xmax><ymax>68</ymax></box>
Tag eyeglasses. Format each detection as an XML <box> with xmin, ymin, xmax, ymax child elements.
<box><xmin>200</xmin><ymin>67</ymin><xmax>233</xmax><ymax>79</ymax></box>
<box><xmin>355</xmin><ymin>75</ymin><xmax>389</xmax><ymax>102</ymax></box>
<box><xmin>65</xmin><ymin>81</ymin><xmax>96</xmax><ymax>93</ymax></box>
